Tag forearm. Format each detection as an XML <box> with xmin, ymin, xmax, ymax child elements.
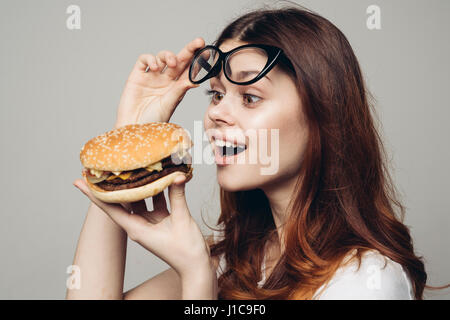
<box><xmin>66</xmin><ymin>202</ymin><xmax>127</xmax><ymax>299</ymax></box>
<box><xmin>180</xmin><ymin>262</ymin><xmax>218</xmax><ymax>300</ymax></box>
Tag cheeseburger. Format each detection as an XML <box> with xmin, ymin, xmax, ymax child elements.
<box><xmin>79</xmin><ymin>122</ymin><xmax>193</xmax><ymax>203</ymax></box>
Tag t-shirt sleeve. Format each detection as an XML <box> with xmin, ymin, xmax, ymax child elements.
<box><xmin>314</xmin><ymin>250</ymin><xmax>414</xmax><ymax>300</ymax></box>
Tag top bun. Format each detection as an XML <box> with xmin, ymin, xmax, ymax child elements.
<box><xmin>80</xmin><ymin>122</ymin><xmax>192</xmax><ymax>171</ymax></box>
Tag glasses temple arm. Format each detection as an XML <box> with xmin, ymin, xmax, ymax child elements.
<box><xmin>197</xmin><ymin>56</ymin><xmax>213</xmax><ymax>72</ymax></box>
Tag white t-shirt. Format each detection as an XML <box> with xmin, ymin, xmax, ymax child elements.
<box><xmin>214</xmin><ymin>234</ymin><xmax>414</xmax><ymax>299</ymax></box>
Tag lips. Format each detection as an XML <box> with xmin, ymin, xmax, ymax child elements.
<box><xmin>210</xmin><ymin>130</ymin><xmax>247</xmax><ymax>148</ymax></box>
<box><xmin>212</xmin><ymin>138</ymin><xmax>248</xmax><ymax>165</ymax></box>
<box><xmin>212</xmin><ymin>136</ymin><xmax>247</xmax><ymax>157</ymax></box>
<box><xmin>208</xmin><ymin>129</ymin><xmax>248</xmax><ymax>165</ymax></box>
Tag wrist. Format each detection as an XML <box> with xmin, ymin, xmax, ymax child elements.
<box><xmin>181</xmin><ymin>272</ymin><xmax>216</xmax><ymax>300</ymax></box>
<box><xmin>180</xmin><ymin>260</ymin><xmax>217</xmax><ymax>300</ymax></box>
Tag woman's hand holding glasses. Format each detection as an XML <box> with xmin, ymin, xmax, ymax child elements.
<box><xmin>114</xmin><ymin>37</ymin><xmax>205</xmax><ymax>128</ymax></box>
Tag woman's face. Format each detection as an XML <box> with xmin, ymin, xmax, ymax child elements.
<box><xmin>203</xmin><ymin>39</ymin><xmax>309</xmax><ymax>192</ymax></box>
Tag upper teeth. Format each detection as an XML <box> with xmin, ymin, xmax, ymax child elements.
<box><xmin>215</xmin><ymin>139</ymin><xmax>239</xmax><ymax>148</ymax></box>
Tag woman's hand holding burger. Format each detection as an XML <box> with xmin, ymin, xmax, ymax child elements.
<box><xmin>73</xmin><ymin>175</ymin><xmax>216</xmax><ymax>299</ymax></box>
<box><xmin>114</xmin><ymin>37</ymin><xmax>205</xmax><ymax>128</ymax></box>
<box><xmin>69</xmin><ymin>39</ymin><xmax>217</xmax><ymax>300</ymax></box>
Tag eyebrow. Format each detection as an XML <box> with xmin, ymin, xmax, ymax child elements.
<box><xmin>213</xmin><ymin>70</ymin><xmax>272</xmax><ymax>83</ymax></box>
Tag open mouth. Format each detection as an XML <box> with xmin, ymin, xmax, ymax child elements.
<box><xmin>218</xmin><ymin>145</ymin><xmax>247</xmax><ymax>156</ymax></box>
<box><xmin>214</xmin><ymin>138</ymin><xmax>247</xmax><ymax>157</ymax></box>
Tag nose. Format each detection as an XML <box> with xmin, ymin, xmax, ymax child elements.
<box><xmin>207</xmin><ymin>96</ymin><xmax>236</xmax><ymax>127</ymax></box>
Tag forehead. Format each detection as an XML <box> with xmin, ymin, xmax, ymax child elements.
<box><xmin>218</xmin><ymin>39</ymin><xmax>249</xmax><ymax>52</ymax></box>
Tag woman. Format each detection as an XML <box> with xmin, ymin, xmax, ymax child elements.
<box><xmin>67</xmin><ymin>6</ymin><xmax>430</xmax><ymax>299</ymax></box>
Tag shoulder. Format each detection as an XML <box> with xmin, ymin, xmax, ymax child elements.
<box><xmin>314</xmin><ymin>249</ymin><xmax>414</xmax><ymax>300</ymax></box>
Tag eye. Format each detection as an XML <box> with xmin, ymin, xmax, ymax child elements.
<box><xmin>243</xmin><ymin>94</ymin><xmax>261</xmax><ymax>105</ymax></box>
<box><xmin>204</xmin><ymin>89</ymin><xmax>262</xmax><ymax>106</ymax></box>
<box><xmin>204</xmin><ymin>89</ymin><xmax>224</xmax><ymax>105</ymax></box>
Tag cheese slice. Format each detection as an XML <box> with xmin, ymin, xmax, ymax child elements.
<box><xmin>145</xmin><ymin>161</ymin><xmax>162</xmax><ymax>172</ymax></box>
<box><xmin>106</xmin><ymin>160</ymin><xmax>163</xmax><ymax>178</ymax></box>
<box><xmin>106</xmin><ymin>171</ymin><xmax>132</xmax><ymax>181</ymax></box>
<box><xmin>118</xmin><ymin>172</ymin><xmax>132</xmax><ymax>180</ymax></box>
<box><xmin>98</xmin><ymin>161</ymin><xmax>163</xmax><ymax>182</ymax></box>
<box><xmin>106</xmin><ymin>174</ymin><xmax>117</xmax><ymax>181</ymax></box>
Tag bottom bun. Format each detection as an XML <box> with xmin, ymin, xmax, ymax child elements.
<box><xmin>83</xmin><ymin>166</ymin><xmax>193</xmax><ymax>203</ymax></box>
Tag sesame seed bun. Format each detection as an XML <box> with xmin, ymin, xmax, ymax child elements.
<box><xmin>80</xmin><ymin>122</ymin><xmax>192</xmax><ymax>172</ymax></box>
<box><xmin>79</xmin><ymin>122</ymin><xmax>193</xmax><ymax>203</ymax></box>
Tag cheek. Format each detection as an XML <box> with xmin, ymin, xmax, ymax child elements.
<box><xmin>261</xmin><ymin>105</ymin><xmax>308</xmax><ymax>177</ymax></box>
<box><xmin>278</xmin><ymin>123</ymin><xmax>308</xmax><ymax>175</ymax></box>
<box><xmin>216</xmin><ymin>113</ymin><xmax>307</xmax><ymax>190</ymax></box>
<box><xmin>279</xmin><ymin>104</ymin><xmax>308</xmax><ymax>166</ymax></box>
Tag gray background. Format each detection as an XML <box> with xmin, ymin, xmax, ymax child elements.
<box><xmin>0</xmin><ymin>0</ymin><xmax>448</xmax><ymax>299</ymax></box>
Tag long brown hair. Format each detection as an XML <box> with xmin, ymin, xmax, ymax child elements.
<box><xmin>208</xmin><ymin>4</ymin><xmax>445</xmax><ymax>299</ymax></box>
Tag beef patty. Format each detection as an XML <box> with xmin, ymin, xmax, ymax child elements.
<box><xmin>96</xmin><ymin>156</ymin><xmax>190</xmax><ymax>191</ymax></box>
<box><xmin>97</xmin><ymin>164</ymin><xmax>190</xmax><ymax>191</ymax></box>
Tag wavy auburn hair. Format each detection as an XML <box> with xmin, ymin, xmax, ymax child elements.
<box><xmin>208</xmin><ymin>5</ymin><xmax>443</xmax><ymax>299</ymax></box>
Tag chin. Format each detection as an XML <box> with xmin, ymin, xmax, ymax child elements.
<box><xmin>216</xmin><ymin>169</ymin><xmax>262</xmax><ymax>192</ymax></box>
<box><xmin>218</xmin><ymin>181</ymin><xmax>245</xmax><ymax>192</ymax></box>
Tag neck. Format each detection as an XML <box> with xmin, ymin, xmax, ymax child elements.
<box><xmin>260</xmin><ymin>174</ymin><xmax>301</xmax><ymax>252</ymax></box>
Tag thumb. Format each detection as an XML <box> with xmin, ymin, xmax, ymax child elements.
<box><xmin>168</xmin><ymin>175</ymin><xmax>189</xmax><ymax>219</ymax></box>
<box><xmin>163</xmin><ymin>79</ymin><xmax>199</xmax><ymax>111</ymax></box>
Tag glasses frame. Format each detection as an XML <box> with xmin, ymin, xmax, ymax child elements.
<box><xmin>188</xmin><ymin>43</ymin><xmax>285</xmax><ymax>85</ymax></box>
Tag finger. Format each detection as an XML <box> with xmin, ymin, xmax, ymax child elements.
<box><xmin>167</xmin><ymin>174</ymin><xmax>189</xmax><ymax>220</ymax></box>
<box><xmin>130</xmin><ymin>200</ymin><xmax>148</xmax><ymax>215</ymax></box>
<box><xmin>152</xmin><ymin>191</ymin><xmax>168</xmax><ymax>212</ymax></box>
<box><xmin>155</xmin><ymin>56</ymin><xmax>167</xmax><ymax>73</ymax></box>
<box><xmin>73</xmin><ymin>179</ymin><xmax>147</xmax><ymax>233</ymax></box>
<box><xmin>136</xmin><ymin>54</ymin><xmax>159</xmax><ymax>72</ymax></box>
<box><xmin>165</xmin><ymin>37</ymin><xmax>206</xmax><ymax>80</ymax></box>
<box><xmin>156</xmin><ymin>50</ymin><xmax>176</xmax><ymax>74</ymax></box>
<box><xmin>159</xmin><ymin>78</ymin><xmax>199</xmax><ymax>119</ymax></box>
